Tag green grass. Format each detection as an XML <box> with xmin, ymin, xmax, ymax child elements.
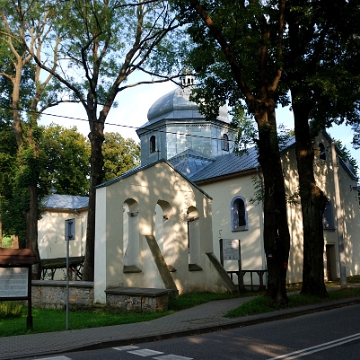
<box><xmin>225</xmin><ymin>286</ymin><xmax>360</xmax><ymax>318</ymax></box>
<box><xmin>0</xmin><ymin>306</ymin><xmax>173</xmax><ymax>337</ymax></box>
<box><xmin>0</xmin><ymin>292</ymin><xmax>244</xmax><ymax>337</ymax></box>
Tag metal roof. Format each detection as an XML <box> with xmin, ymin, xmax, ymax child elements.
<box><xmin>137</xmin><ymin>86</ymin><xmax>229</xmax><ymax>132</ymax></box>
<box><xmin>41</xmin><ymin>194</ymin><xmax>89</xmax><ymax>211</ymax></box>
<box><xmin>185</xmin><ymin>147</ymin><xmax>260</xmax><ymax>183</ymax></box>
<box><xmin>168</xmin><ymin>149</ymin><xmax>213</xmax><ymax>178</ymax></box>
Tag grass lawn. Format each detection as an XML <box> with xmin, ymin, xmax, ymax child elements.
<box><xmin>0</xmin><ymin>306</ymin><xmax>173</xmax><ymax>337</ymax></box>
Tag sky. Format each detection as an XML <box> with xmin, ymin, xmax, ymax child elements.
<box><xmin>38</xmin><ymin>79</ymin><xmax>360</xmax><ymax>176</ymax></box>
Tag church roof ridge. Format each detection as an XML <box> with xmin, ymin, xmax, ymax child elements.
<box><xmin>95</xmin><ymin>159</ymin><xmax>212</xmax><ymax>199</ymax></box>
<box><xmin>169</xmin><ymin>148</ymin><xmax>212</xmax><ymax>161</ymax></box>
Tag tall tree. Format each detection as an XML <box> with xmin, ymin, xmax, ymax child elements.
<box><xmin>0</xmin><ymin>85</ymin><xmax>18</xmax><ymax>245</ymax></box>
<box><xmin>175</xmin><ymin>0</ymin><xmax>291</xmax><ymax>303</ymax></box>
<box><xmin>284</xmin><ymin>0</ymin><xmax>360</xmax><ymax>295</ymax></box>
<box><xmin>26</xmin><ymin>0</ymin><xmax>182</xmax><ymax>280</ymax></box>
<box><xmin>0</xmin><ymin>0</ymin><xmax>60</xmax><ymax>276</ymax></box>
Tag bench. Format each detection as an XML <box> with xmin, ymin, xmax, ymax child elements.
<box><xmin>227</xmin><ymin>270</ymin><xmax>268</xmax><ymax>291</ymax></box>
<box><xmin>41</xmin><ymin>257</ymin><xmax>84</xmax><ymax>280</ymax></box>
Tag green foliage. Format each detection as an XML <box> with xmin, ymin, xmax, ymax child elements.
<box><xmin>175</xmin><ymin>0</ymin><xmax>290</xmax><ymax>120</ymax></box>
<box><xmin>284</xmin><ymin>0</ymin><xmax>360</xmax><ymax>132</ymax></box>
<box><xmin>230</xmin><ymin>106</ymin><xmax>258</xmax><ymax>154</ymax></box>
<box><xmin>249</xmin><ymin>175</ymin><xmax>264</xmax><ymax>206</ymax></box>
<box><xmin>333</xmin><ymin>139</ymin><xmax>358</xmax><ymax>176</ymax></box>
<box><xmin>44</xmin><ymin>0</ymin><xmax>183</xmax><ymax>107</ymax></box>
<box><xmin>1</xmin><ymin>237</ymin><xmax>12</xmax><ymax>248</ymax></box>
<box><xmin>103</xmin><ymin>132</ymin><xmax>140</xmax><ymax>181</ymax></box>
<box><xmin>0</xmin><ymin>302</ymin><xmax>24</xmax><ymax>319</ymax></box>
<box><xmin>39</xmin><ymin>123</ymin><xmax>91</xmax><ymax>196</ymax></box>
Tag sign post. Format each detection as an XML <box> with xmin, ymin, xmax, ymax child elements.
<box><xmin>65</xmin><ymin>218</ymin><xmax>75</xmax><ymax>330</ymax></box>
<box><xmin>220</xmin><ymin>239</ymin><xmax>245</xmax><ymax>292</ymax></box>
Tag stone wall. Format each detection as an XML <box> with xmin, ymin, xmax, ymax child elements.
<box><xmin>31</xmin><ymin>281</ymin><xmax>170</xmax><ymax>312</ymax></box>
<box><xmin>31</xmin><ymin>280</ymin><xmax>94</xmax><ymax>310</ymax></box>
<box><xmin>106</xmin><ymin>293</ymin><xmax>169</xmax><ymax>312</ymax></box>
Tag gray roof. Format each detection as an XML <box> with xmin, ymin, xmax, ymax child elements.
<box><xmin>186</xmin><ymin>147</ymin><xmax>260</xmax><ymax>183</ymax></box>
<box><xmin>137</xmin><ymin>86</ymin><xmax>229</xmax><ymax>132</ymax></box>
<box><xmin>171</xmin><ymin>137</ymin><xmax>297</xmax><ymax>183</ymax></box>
<box><xmin>168</xmin><ymin>149</ymin><xmax>213</xmax><ymax>178</ymax></box>
<box><xmin>42</xmin><ymin>194</ymin><xmax>89</xmax><ymax>211</ymax></box>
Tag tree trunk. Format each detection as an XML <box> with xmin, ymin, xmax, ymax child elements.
<box><xmin>82</xmin><ymin>114</ymin><xmax>105</xmax><ymax>282</ymax></box>
<box><xmin>292</xmin><ymin>94</ymin><xmax>328</xmax><ymax>297</ymax></box>
<box><xmin>256</xmin><ymin>105</ymin><xmax>291</xmax><ymax>304</ymax></box>
<box><xmin>27</xmin><ymin>184</ymin><xmax>42</xmax><ymax>279</ymax></box>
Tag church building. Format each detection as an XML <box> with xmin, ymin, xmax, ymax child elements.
<box><xmin>93</xmin><ymin>75</ymin><xmax>360</xmax><ymax>303</ymax></box>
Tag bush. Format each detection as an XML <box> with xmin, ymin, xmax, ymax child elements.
<box><xmin>1</xmin><ymin>236</ymin><xmax>13</xmax><ymax>248</ymax></box>
<box><xmin>0</xmin><ymin>301</ymin><xmax>24</xmax><ymax>319</ymax></box>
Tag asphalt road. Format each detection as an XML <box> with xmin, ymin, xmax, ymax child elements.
<box><xmin>25</xmin><ymin>303</ymin><xmax>360</xmax><ymax>360</ymax></box>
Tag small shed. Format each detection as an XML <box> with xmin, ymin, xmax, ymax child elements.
<box><xmin>38</xmin><ymin>194</ymin><xmax>88</xmax><ymax>267</ymax></box>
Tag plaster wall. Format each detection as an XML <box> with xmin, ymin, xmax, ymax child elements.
<box><xmin>281</xmin><ymin>133</ymin><xmax>360</xmax><ymax>283</ymax></box>
<box><xmin>94</xmin><ymin>161</ymin><xmax>230</xmax><ymax>302</ymax></box>
<box><xmin>201</xmin><ymin>174</ymin><xmax>265</xmax><ymax>275</ymax></box>
<box><xmin>38</xmin><ymin>210</ymin><xmax>87</xmax><ymax>260</ymax></box>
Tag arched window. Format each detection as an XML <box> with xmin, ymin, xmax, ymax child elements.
<box><xmin>187</xmin><ymin>206</ymin><xmax>202</xmax><ymax>270</ymax></box>
<box><xmin>155</xmin><ymin>201</ymin><xmax>175</xmax><ymax>269</ymax></box>
<box><xmin>150</xmin><ymin>136</ymin><xmax>156</xmax><ymax>153</ymax></box>
<box><xmin>221</xmin><ymin>134</ymin><xmax>229</xmax><ymax>152</ymax></box>
<box><xmin>231</xmin><ymin>196</ymin><xmax>248</xmax><ymax>231</ymax></box>
<box><xmin>323</xmin><ymin>199</ymin><xmax>335</xmax><ymax>230</ymax></box>
<box><xmin>123</xmin><ymin>199</ymin><xmax>141</xmax><ymax>272</ymax></box>
<box><xmin>319</xmin><ymin>143</ymin><xmax>326</xmax><ymax>160</ymax></box>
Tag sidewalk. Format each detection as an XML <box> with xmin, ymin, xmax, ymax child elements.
<box><xmin>1</xmin><ymin>291</ymin><xmax>360</xmax><ymax>360</ymax></box>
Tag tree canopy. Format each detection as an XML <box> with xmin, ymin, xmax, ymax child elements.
<box><xmin>21</xmin><ymin>0</ymin><xmax>183</xmax><ymax>280</ymax></box>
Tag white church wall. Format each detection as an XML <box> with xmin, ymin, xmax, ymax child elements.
<box><xmin>281</xmin><ymin>145</ymin><xmax>304</xmax><ymax>284</ymax></box>
<box><xmin>94</xmin><ymin>161</ymin><xmax>229</xmax><ymax>296</ymax></box>
<box><xmin>201</xmin><ymin>174</ymin><xmax>266</xmax><ymax>274</ymax></box>
<box><xmin>281</xmin><ymin>133</ymin><xmax>360</xmax><ymax>284</ymax></box>
<box><xmin>94</xmin><ymin>186</ymin><xmax>107</xmax><ymax>304</ymax></box>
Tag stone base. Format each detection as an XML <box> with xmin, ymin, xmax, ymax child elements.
<box><xmin>31</xmin><ymin>280</ymin><xmax>94</xmax><ymax>310</ymax></box>
<box><xmin>105</xmin><ymin>287</ymin><xmax>172</xmax><ymax>312</ymax></box>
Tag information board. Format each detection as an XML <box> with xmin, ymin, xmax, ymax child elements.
<box><xmin>0</xmin><ymin>267</ymin><xmax>28</xmax><ymax>298</ymax></box>
<box><xmin>221</xmin><ymin>239</ymin><xmax>240</xmax><ymax>260</ymax></box>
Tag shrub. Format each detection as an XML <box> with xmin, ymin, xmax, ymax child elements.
<box><xmin>0</xmin><ymin>301</ymin><xmax>23</xmax><ymax>319</ymax></box>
